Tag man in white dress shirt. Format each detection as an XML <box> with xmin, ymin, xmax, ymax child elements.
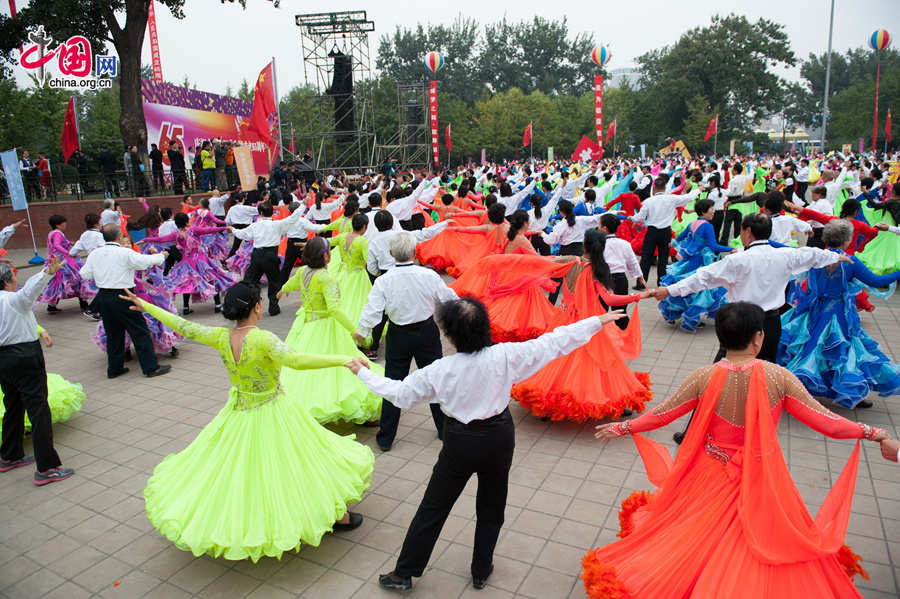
<box><xmin>346</xmin><ymin>299</ymin><xmax>625</xmax><ymax>591</ymax></box>
<box><xmin>232</xmin><ymin>201</ymin><xmax>305</xmax><ymax>316</ymax></box>
<box><xmin>278</xmin><ymin>202</ymin><xmax>327</xmax><ymax>287</ymax></box>
<box><xmin>354</xmin><ymin>232</ymin><xmax>457</xmax><ymax>451</ymax></box>
<box><xmin>721</xmin><ymin>163</ymin><xmax>752</xmax><ymax>244</ymax></box>
<box><xmin>630</xmin><ymin>177</ymin><xmax>702</xmax><ymax>284</ymax></box>
<box><xmin>600</xmin><ymin>213</ymin><xmax>645</xmax><ymax>328</ymax></box>
<box><xmin>100</xmin><ymin>199</ymin><xmax>122</xmax><ymax>227</ymax></box>
<box><xmin>80</xmin><ymin>226</ymin><xmax>171</xmax><ymax>379</ymax></box>
<box><xmin>0</xmin><ymin>219</ymin><xmax>25</xmax><ymax>260</ymax></box>
<box><xmin>0</xmin><ymin>257</ymin><xmax>76</xmax><ymax>486</ymax></box>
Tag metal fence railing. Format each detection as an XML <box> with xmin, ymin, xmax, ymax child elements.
<box><xmin>0</xmin><ymin>165</ymin><xmax>240</xmax><ymax>205</ymax></box>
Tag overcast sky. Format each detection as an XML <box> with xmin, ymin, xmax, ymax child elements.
<box><xmin>7</xmin><ymin>0</ymin><xmax>900</xmax><ymax>95</ymax></box>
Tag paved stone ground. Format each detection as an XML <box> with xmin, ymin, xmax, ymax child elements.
<box><xmin>1</xmin><ymin>250</ymin><xmax>898</xmax><ymax>599</ymax></box>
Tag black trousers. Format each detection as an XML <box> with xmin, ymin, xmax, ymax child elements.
<box><xmin>639</xmin><ymin>226</ymin><xmax>671</xmax><ymax>284</ymax></box>
<box><xmin>244</xmin><ymin>247</ymin><xmax>282</xmax><ymax>307</ymax></box>
<box><xmin>796</xmin><ymin>182</ymin><xmax>809</xmax><ymax>204</ymax></box>
<box><xmin>530</xmin><ymin>234</ymin><xmax>551</xmax><ymax>256</ymax></box>
<box><xmin>807</xmin><ymin>227</ymin><xmax>825</xmax><ymax>249</ymax></box>
<box><xmin>103</xmin><ymin>173</ymin><xmax>120</xmax><ymax>197</ymax></box>
<box><xmin>279</xmin><ymin>237</ymin><xmax>305</xmax><ymax>286</ymax></box>
<box><xmin>93</xmin><ymin>289</ymin><xmax>159</xmax><ymax>376</ymax></box>
<box><xmin>719</xmin><ymin>204</ymin><xmax>742</xmax><ymax>245</ymax></box>
<box><xmin>228</xmin><ymin>223</ymin><xmax>249</xmax><ymax>257</ymax></box>
<box><xmin>367</xmin><ymin>271</ymin><xmax>389</xmax><ymax>351</ymax></box>
<box><xmin>163</xmin><ymin>246</ymin><xmax>182</xmax><ymax>276</ymax></box>
<box><xmin>548</xmin><ymin>242</ymin><xmax>583</xmax><ymax>305</ymax></box>
<box><xmin>399</xmin><ymin>214</ymin><xmax>426</xmax><ymax>231</ymax></box>
<box><xmin>171</xmin><ymin>169</ymin><xmax>186</xmax><ymax>194</ymax></box>
<box><xmin>378</xmin><ymin>318</ymin><xmax>445</xmax><ymax>448</ymax></box>
<box><xmin>152</xmin><ymin>169</ymin><xmax>164</xmax><ymax>191</ymax></box>
<box><xmin>395</xmin><ymin>408</ymin><xmax>514</xmax><ymax>580</ymax></box>
<box><xmin>0</xmin><ymin>341</ymin><xmax>61</xmax><ymax>472</ymax></box>
<box><xmin>711</xmin><ymin>210</ymin><xmax>725</xmax><ymax>241</ymax></box>
<box><xmin>604</xmin><ymin>272</ymin><xmax>630</xmax><ymax>330</ymax></box>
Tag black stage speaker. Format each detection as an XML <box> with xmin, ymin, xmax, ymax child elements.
<box><xmin>327</xmin><ymin>51</ymin><xmax>355</xmax><ymax>142</ymax></box>
<box><xmin>406</xmin><ymin>100</ymin><xmax>423</xmax><ymax>146</ymax></box>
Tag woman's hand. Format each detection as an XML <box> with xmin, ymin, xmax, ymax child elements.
<box><xmin>594</xmin><ymin>422</ymin><xmax>622</xmax><ymax>440</ymax></box>
<box><xmin>276</xmin><ymin>289</ymin><xmax>285</xmax><ymax>300</ymax></box>
<box><xmin>343</xmin><ymin>357</ymin><xmax>370</xmax><ymax>374</ymax></box>
<box><xmin>44</xmin><ymin>256</ymin><xmax>61</xmax><ymax>275</ymax></box>
<box><xmin>118</xmin><ymin>288</ymin><xmax>146</xmax><ymax>312</ymax></box>
<box><xmin>598</xmin><ymin>312</ymin><xmax>627</xmax><ymax>324</ymax></box>
<box><xmin>39</xmin><ymin>329</ymin><xmax>53</xmax><ymax>348</ymax></box>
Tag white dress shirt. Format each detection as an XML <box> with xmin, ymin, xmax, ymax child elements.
<box><xmin>225</xmin><ymin>204</ymin><xmax>259</xmax><ymax>226</ymax></box>
<box><xmin>285</xmin><ymin>213</ymin><xmax>325</xmax><ymax>239</ymax></box>
<box><xmin>366</xmin><ymin>222</ymin><xmax>450</xmax><ymax>276</ymax></box>
<box><xmin>707</xmin><ymin>188</ymin><xmax>727</xmax><ymax>211</ymax></box>
<box><xmin>356</xmin><ymin>315</ymin><xmax>607</xmax><ymax>423</ymax></box>
<box><xmin>386</xmin><ymin>177</ymin><xmax>440</xmax><ymax>222</ymax></box>
<box><xmin>69</xmin><ymin>229</ymin><xmax>104</xmax><ymax>256</ymax></box>
<box><xmin>796</xmin><ymin>166</ymin><xmax>809</xmax><ymax>183</ymax></box>
<box><xmin>157</xmin><ymin>220</ymin><xmax>178</xmax><ymax>245</ymax></box>
<box><xmin>604</xmin><ymin>235</ymin><xmax>642</xmax><ymax>278</ymax></box>
<box><xmin>630</xmin><ymin>189</ymin><xmax>700</xmax><ymax>229</ymax></box>
<box><xmin>0</xmin><ymin>269</ymin><xmax>51</xmax><ymax>346</ymax></box>
<box><xmin>824</xmin><ymin>172</ymin><xmax>848</xmax><ymax>210</ymax></box>
<box><xmin>726</xmin><ymin>174</ymin><xmax>751</xmax><ymax>198</ymax></box>
<box><xmin>667</xmin><ymin>241</ymin><xmax>841</xmax><ymax>311</ymax></box>
<box><xmin>209</xmin><ymin>194</ymin><xmax>228</xmax><ymax>218</ymax></box>
<box><xmin>306</xmin><ymin>196</ymin><xmax>345</xmax><ymax>221</ymax></box>
<box><xmin>805</xmin><ymin>199</ymin><xmax>834</xmax><ymax>228</ymax></box>
<box><xmin>79</xmin><ymin>242</ymin><xmax>165</xmax><ymax>289</ymax></box>
<box><xmin>636</xmin><ymin>174</ymin><xmax>652</xmax><ymax>191</ymax></box>
<box><xmin>100</xmin><ymin>209</ymin><xmax>122</xmax><ymax>227</ymax></box>
<box><xmin>888</xmin><ymin>225</ymin><xmax>900</xmax><ymax>236</ymax></box>
<box><xmin>232</xmin><ymin>208</ymin><xmax>303</xmax><ymax>248</ymax></box>
<box><xmin>498</xmin><ymin>181</ymin><xmax>536</xmax><ymax>215</ymax></box>
<box><xmin>357</xmin><ymin>263</ymin><xmax>458</xmax><ymax>337</ymax></box>
<box><xmin>769</xmin><ymin>214</ymin><xmax>812</xmax><ymax>245</ymax></box>
<box><xmin>0</xmin><ymin>225</ymin><xmax>15</xmax><ymax>249</ymax></box>
<box><xmin>542</xmin><ymin>214</ymin><xmax>604</xmax><ymax>247</ymax></box>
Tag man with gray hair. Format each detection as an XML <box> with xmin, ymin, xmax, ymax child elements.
<box><xmin>80</xmin><ymin>225</ymin><xmax>172</xmax><ymax>379</ymax></box>
<box><xmin>0</xmin><ymin>256</ymin><xmax>75</xmax><ymax>485</ymax></box>
<box><xmin>354</xmin><ymin>232</ymin><xmax>458</xmax><ymax>451</ymax></box>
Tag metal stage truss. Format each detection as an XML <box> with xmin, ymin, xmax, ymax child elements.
<box><xmin>294</xmin><ymin>11</ymin><xmax>377</xmax><ymax>172</ymax></box>
<box><xmin>375</xmin><ymin>82</ymin><xmax>431</xmax><ymax>172</ymax></box>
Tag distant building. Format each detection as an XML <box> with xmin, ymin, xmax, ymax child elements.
<box><xmin>607</xmin><ymin>67</ymin><xmax>640</xmax><ymax>89</ymax></box>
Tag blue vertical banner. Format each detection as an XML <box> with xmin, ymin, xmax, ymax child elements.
<box><xmin>1</xmin><ymin>149</ymin><xmax>27</xmax><ymax>211</ymax></box>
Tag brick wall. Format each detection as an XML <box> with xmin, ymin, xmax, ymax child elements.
<box><xmin>0</xmin><ymin>194</ymin><xmax>212</xmax><ymax>250</ymax></box>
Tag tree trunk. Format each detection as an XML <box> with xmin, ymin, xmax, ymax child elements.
<box><xmin>109</xmin><ymin>0</ymin><xmax>149</xmax><ymax>159</ymax></box>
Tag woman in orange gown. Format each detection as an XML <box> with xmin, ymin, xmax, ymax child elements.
<box><xmin>415</xmin><ymin>202</ymin><xmax>508</xmax><ymax>276</ymax></box>
<box><xmin>511</xmin><ymin>230</ymin><xmax>652</xmax><ymax>422</ymax></box>
<box><xmin>450</xmin><ymin>211</ymin><xmax>577</xmax><ymax>342</ymax></box>
<box><xmin>584</xmin><ymin>302</ymin><xmax>885</xmax><ymax>599</ymax></box>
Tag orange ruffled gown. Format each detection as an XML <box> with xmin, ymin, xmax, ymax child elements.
<box><xmin>581</xmin><ymin>360</ymin><xmax>870</xmax><ymax>599</ymax></box>
<box><xmin>415</xmin><ymin>202</ymin><xmax>487</xmax><ymax>272</ymax></box>
<box><xmin>450</xmin><ymin>253</ymin><xmax>574</xmax><ymax>342</ymax></box>
<box><xmin>510</xmin><ymin>266</ymin><xmax>651</xmax><ymax>422</ymax></box>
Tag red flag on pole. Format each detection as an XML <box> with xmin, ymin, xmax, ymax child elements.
<box><xmin>522</xmin><ymin>122</ymin><xmax>532</xmax><ymax>148</ymax></box>
<box><xmin>703</xmin><ymin>115</ymin><xmax>718</xmax><ymax>142</ymax></box>
<box><xmin>886</xmin><ymin>109</ymin><xmax>892</xmax><ymax>143</ymax></box>
<box><xmin>61</xmin><ymin>97</ymin><xmax>78</xmax><ymax>164</ymax></box>
<box><xmin>606</xmin><ymin>120</ymin><xmax>616</xmax><ymax>145</ymax></box>
<box><xmin>147</xmin><ymin>0</ymin><xmax>163</xmax><ymax>83</ymax></box>
<box><xmin>445</xmin><ymin>123</ymin><xmax>452</xmax><ymax>153</ymax></box>
<box><xmin>570</xmin><ymin>135</ymin><xmax>603</xmax><ymax>162</ymax></box>
<box><xmin>248</xmin><ymin>62</ymin><xmax>276</xmax><ymax>147</ymax></box>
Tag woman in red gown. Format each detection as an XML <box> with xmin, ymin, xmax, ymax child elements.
<box><xmin>451</xmin><ymin>211</ymin><xmax>578</xmax><ymax>342</ymax></box>
<box><xmin>511</xmin><ymin>229</ymin><xmax>652</xmax><ymax>422</ymax></box>
<box><xmin>584</xmin><ymin>302</ymin><xmax>885</xmax><ymax>599</ymax></box>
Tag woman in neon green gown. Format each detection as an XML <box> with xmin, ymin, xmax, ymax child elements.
<box><xmin>279</xmin><ymin>237</ymin><xmax>383</xmax><ymax>424</ymax></box>
<box><xmin>330</xmin><ymin>213</ymin><xmax>372</xmax><ymax>323</ymax></box>
<box><xmin>0</xmin><ymin>325</ymin><xmax>84</xmax><ymax>431</ymax></box>
<box><xmin>128</xmin><ymin>282</ymin><xmax>373</xmax><ymax>562</ymax></box>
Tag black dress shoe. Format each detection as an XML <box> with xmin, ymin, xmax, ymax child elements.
<box><xmin>378</xmin><ymin>571</ymin><xmax>412</xmax><ymax>591</ymax></box>
<box><xmin>145</xmin><ymin>365</ymin><xmax>172</xmax><ymax>378</ymax></box>
<box><xmin>857</xmin><ymin>400</ymin><xmax>874</xmax><ymax>408</ymax></box>
<box><xmin>633</xmin><ymin>283</ymin><xmax>646</xmax><ymax>291</ymax></box>
<box><xmin>108</xmin><ymin>367</ymin><xmax>130</xmax><ymax>379</ymax></box>
<box><xmin>333</xmin><ymin>512</ymin><xmax>363</xmax><ymax>531</ymax></box>
<box><xmin>473</xmin><ymin>564</ymin><xmax>493</xmax><ymax>590</ymax></box>
<box><xmin>377</xmin><ymin>442</ymin><xmax>392</xmax><ymax>452</ymax></box>
<box><xmin>268</xmin><ymin>304</ymin><xmax>281</xmax><ymax>316</ymax></box>
<box><xmin>169</xmin><ymin>347</ymin><xmax>179</xmax><ymax>358</ymax></box>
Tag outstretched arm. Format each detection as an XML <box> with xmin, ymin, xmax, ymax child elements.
<box><xmin>849</xmin><ymin>256</ymin><xmax>900</xmax><ymax>288</ymax></box>
<box><xmin>137</xmin><ymin>297</ymin><xmax>221</xmax><ymax>346</ymax></box>
<box><xmin>267</xmin><ymin>333</ymin><xmax>352</xmax><ymax>371</ymax></box>
<box><xmin>782</xmin><ymin>372</ymin><xmax>885</xmax><ymax>440</ymax></box>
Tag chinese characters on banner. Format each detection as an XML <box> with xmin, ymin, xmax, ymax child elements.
<box><xmin>429</xmin><ymin>80</ymin><xmax>439</xmax><ymax>167</ymax></box>
<box><xmin>147</xmin><ymin>0</ymin><xmax>163</xmax><ymax>83</ymax></box>
<box><xmin>594</xmin><ymin>74</ymin><xmax>603</xmax><ymax>147</ymax></box>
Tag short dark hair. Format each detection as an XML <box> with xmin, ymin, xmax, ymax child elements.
<box><xmin>764</xmin><ymin>195</ymin><xmax>784</xmax><ymax>214</ymax></box>
<box><xmin>838</xmin><ymin>198</ymin><xmax>861</xmax><ymax>219</ymax></box>
<box><xmin>49</xmin><ymin>215</ymin><xmax>66</xmax><ymax>229</ymax></box>
<box><xmin>222</xmin><ymin>281</ymin><xmax>261</xmax><ymax>321</ymax></box>
<box><xmin>584</xmin><ymin>189</ymin><xmax>596</xmax><ymax>203</ymax></box>
<box><xmin>84</xmin><ymin>213</ymin><xmax>100</xmax><ymax>228</ymax></box>
<box><xmin>694</xmin><ymin>198</ymin><xmax>715</xmax><ymax>216</ymax></box>
<box><xmin>351</xmin><ymin>212</ymin><xmax>368</xmax><ymax>232</ymax></box>
<box><xmin>373</xmin><ymin>210</ymin><xmax>393</xmax><ymax>232</ymax></box>
<box><xmin>303</xmin><ymin>236</ymin><xmax>329</xmax><ymax>269</ymax></box>
<box><xmin>174</xmin><ymin>212</ymin><xmax>190</xmax><ymax>229</ymax></box>
<box><xmin>258</xmin><ymin>202</ymin><xmax>274</xmax><ymax>217</ymax></box>
<box><xmin>599</xmin><ymin>213</ymin><xmax>620</xmax><ymax>233</ymax></box>
<box><xmin>487</xmin><ymin>202</ymin><xmax>506</xmax><ymax>224</ymax></box>
<box><xmin>715</xmin><ymin>302</ymin><xmax>765</xmax><ymax>351</ymax></box>
<box><xmin>102</xmin><ymin>225</ymin><xmax>121</xmax><ymax>242</ymax></box>
<box><xmin>741</xmin><ymin>212</ymin><xmax>771</xmax><ymax>240</ymax></box>
<box><xmin>160</xmin><ymin>207</ymin><xmax>173</xmax><ymax>220</ymax></box>
<box><xmin>436</xmin><ymin>297</ymin><xmax>493</xmax><ymax>353</ymax></box>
